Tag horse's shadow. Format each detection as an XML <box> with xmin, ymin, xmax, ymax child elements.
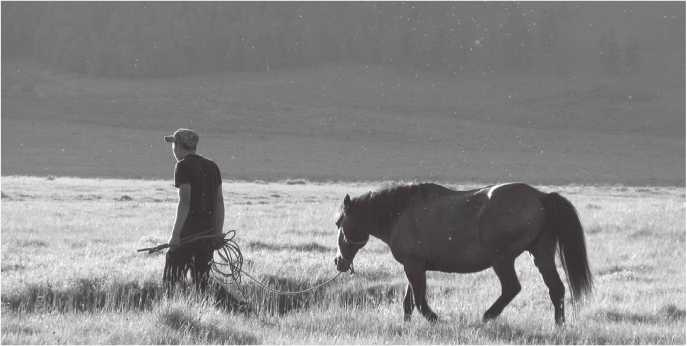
<box><xmin>471</xmin><ymin>319</ymin><xmax>562</xmax><ymax>344</ymax></box>
<box><xmin>210</xmin><ymin>282</ymin><xmax>252</xmax><ymax>314</ymax></box>
<box><xmin>413</xmin><ymin>312</ymin><xmax>565</xmax><ymax>344</ymax></box>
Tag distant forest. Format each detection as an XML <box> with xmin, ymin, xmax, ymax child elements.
<box><xmin>2</xmin><ymin>2</ymin><xmax>684</xmax><ymax>77</ymax></box>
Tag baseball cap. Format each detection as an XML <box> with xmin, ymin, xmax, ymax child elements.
<box><xmin>164</xmin><ymin>128</ymin><xmax>199</xmax><ymax>149</ymax></box>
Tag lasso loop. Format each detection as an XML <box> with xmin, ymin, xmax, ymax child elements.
<box><xmin>137</xmin><ymin>230</ymin><xmax>346</xmax><ymax>296</ymax></box>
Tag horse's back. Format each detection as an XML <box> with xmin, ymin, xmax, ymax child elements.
<box><xmin>477</xmin><ymin>183</ymin><xmax>547</xmax><ymax>255</ymax></box>
<box><xmin>388</xmin><ymin>182</ymin><xmax>548</xmax><ymax>272</ymax></box>
<box><xmin>389</xmin><ymin>185</ymin><xmax>492</xmax><ymax>272</ymax></box>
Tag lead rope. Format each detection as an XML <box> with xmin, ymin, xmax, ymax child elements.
<box><xmin>138</xmin><ymin>230</ymin><xmax>347</xmax><ymax>297</ymax></box>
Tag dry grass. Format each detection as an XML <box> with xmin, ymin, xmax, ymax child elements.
<box><xmin>1</xmin><ymin>176</ymin><xmax>684</xmax><ymax>344</ymax></box>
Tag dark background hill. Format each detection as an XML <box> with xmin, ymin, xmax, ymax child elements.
<box><xmin>1</xmin><ymin>2</ymin><xmax>684</xmax><ymax>185</ymax></box>
<box><xmin>2</xmin><ymin>2</ymin><xmax>684</xmax><ymax>78</ymax></box>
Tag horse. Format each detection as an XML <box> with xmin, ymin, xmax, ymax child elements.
<box><xmin>333</xmin><ymin>182</ymin><xmax>592</xmax><ymax>325</ymax></box>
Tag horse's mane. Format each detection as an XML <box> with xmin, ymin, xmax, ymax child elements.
<box><xmin>353</xmin><ymin>183</ymin><xmax>455</xmax><ymax>232</ymax></box>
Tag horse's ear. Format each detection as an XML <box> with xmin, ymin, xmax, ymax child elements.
<box><xmin>343</xmin><ymin>194</ymin><xmax>352</xmax><ymax>211</ymax></box>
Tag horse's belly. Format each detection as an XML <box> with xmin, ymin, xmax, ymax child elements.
<box><xmin>389</xmin><ymin>230</ymin><xmax>490</xmax><ymax>273</ymax></box>
<box><xmin>429</xmin><ymin>262</ymin><xmax>492</xmax><ymax>273</ymax></box>
<box><xmin>412</xmin><ymin>222</ymin><xmax>491</xmax><ymax>273</ymax></box>
<box><xmin>427</xmin><ymin>242</ymin><xmax>493</xmax><ymax>273</ymax></box>
<box><xmin>390</xmin><ymin>196</ymin><xmax>492</xmax><ymax>272</ymax></box>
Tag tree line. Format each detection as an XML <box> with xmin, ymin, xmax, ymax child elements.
<box><xmin>2</xmin><ymin>2</ymin><xmax>682</xmax><ymax>77</ymax></box>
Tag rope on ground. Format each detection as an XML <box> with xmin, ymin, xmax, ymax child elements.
<box><xmin>137</xmin><ymin>230</ymin><xmax>344</xmax><ymax>296</ymax></box>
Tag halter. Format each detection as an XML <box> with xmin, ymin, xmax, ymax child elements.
<box><xmin>338</xmin><ymin>230</ymin><xmax>369</xmax><ymax>271</ymax></box>
<box><xmin>341</xmin><ymin>230</ymin><xmax>369</xmax><ymax>247</ymax></box>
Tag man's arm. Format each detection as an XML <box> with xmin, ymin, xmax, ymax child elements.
<box><xmin>215</xmin><ymin>184</ymin><xmax>224</xmax><ymax>236</ymax></box>
<box><xmin>169</xmin><ymin>184</ymin><xmax>191</xmax><ymax>248</ymax></box>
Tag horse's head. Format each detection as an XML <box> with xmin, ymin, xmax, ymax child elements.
<box><xmin>333</xmin><ymin>194</ymin><xmax>370</xmax><ymax>272</ymax></box>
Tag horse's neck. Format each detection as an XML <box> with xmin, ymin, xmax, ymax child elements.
<box><xmin>362</xmin><ymin>184</ymin><xmax>454</xmax><ymax>245</ymax></box>
<box><xmin>367</xmin><ymin>225</ymin><xmax>391</xmax><ymax>245</ymax></box>
<box><xmin>360</xmin><ymin>197</ymin><xmax>403</xmax><ymax>245</ymax></box>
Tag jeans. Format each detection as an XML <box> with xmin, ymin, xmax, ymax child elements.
<box><xmin>162</xmin><ymin>239</ymin><xmax>213</xmax><ymax>292</ymax></box>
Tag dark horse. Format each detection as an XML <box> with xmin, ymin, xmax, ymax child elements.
<box><xmin>333</xmin><ymin>182</ymin><xmax>592</xmax><ymax>325</ymax></box>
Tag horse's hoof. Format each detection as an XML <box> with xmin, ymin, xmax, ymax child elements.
<box><xmin>404</xmin><ymin>314</ymin><xmax>412</xmax><ymax>322</ymax></box>
<box><xmin>482</xmin><ymin>313</ymin><xmax>497</xmax><ymax>322</ymax></box>
<box><xmin>424</xmin><ymin>312</ymin><xmax>438</xmax><ymax>322</ymax></box>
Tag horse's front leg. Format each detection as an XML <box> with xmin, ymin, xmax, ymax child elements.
<box><xmin>403</xmin><ymin>283</ymin><xmax>414</xmax><ymax>321</ymax></box>
<box><xmin>404</xmin><ymin>262</ymin><xmax>438</xmax><ymax>322</ymax></box>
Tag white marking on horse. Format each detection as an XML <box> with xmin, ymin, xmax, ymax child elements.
<box><xmin>487</xmin><ymin>183</ymin><xmax>517</xmax><ymax>199</ymax></box>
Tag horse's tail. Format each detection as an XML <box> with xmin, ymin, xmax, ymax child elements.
<box><xmin>541</xmin><ymin>192</ymin><xmax>593</xmax><ymax>301</ymax></box>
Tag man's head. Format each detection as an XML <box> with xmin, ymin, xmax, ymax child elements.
<box><xmin>164</xmin><ymin>128</ymin><xmax>199</xmax><ymax>161</ymax></box>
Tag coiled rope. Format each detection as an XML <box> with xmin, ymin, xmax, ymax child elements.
<box><xmin>137</xmin><ymin>230</ymin><xmax>344</xmax><ymax>296</ymax></box>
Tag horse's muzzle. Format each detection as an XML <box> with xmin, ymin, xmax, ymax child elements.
<box><xmin>334</xmin><ymin>255</ymin><xmax>351</xmax><ymax>272</ymax></box>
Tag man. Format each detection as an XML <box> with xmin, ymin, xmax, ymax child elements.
<box><xmin>163</xmin><ymin>128</ymin><xmax>224</xmax><ymax>291</ymax></box>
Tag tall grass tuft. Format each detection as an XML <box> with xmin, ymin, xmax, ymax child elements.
<box><xmin>2</xmin><ymin>277</ymin><xmax>162</xmax><ymax>313</ymax></box>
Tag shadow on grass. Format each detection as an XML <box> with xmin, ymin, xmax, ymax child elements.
<box><xmin>155</xmin><ymin>303</ymin><xmax>259</xmax><ymax>344</ymax></box>
<box><xmin>350</xmin><ymin>270</ymin><xmax>395</xmax><ymax>281</ymax></box>
<box><xmin>473</xmin><ymin>319</ymin><xmax>639</xmax><ymax>344</ymax></box>
<box><xmin>228</xmin><ymin>275</ymin><xmax>404</xmax><ymax>316</ymax></box>
<box><xmin>1</xmin><ymin>322</ymin><xmax>38</xmax><ymax>336</ymax></box>
<box><xmin>333</xmin><ymin>282</ymin><xmax>403</xmax><ymax>307</ymax></box>
<box><xmin>593</xmin><ymin>305</ymin><xmax>686</xmax><ymax>324</ymax></box>
<box><xmin>473</xmin><ymin>320</ymin><xmax>578</xmax><ymax>344</ymax></box>
<box><xmin>1</xmin><ymin>278</ymin><xmax>246</xmax><ymax>314</ymax></box>
<box><xmin>1</xmin><ymin>272</ymin><xmax>408</xmax><ymax>319</ymax></box>
<box><xmin>283</xmin><ymin>228</ymin><xmax>332</xmax><ymax>236</ymax></box>
<box><xmin>12</xmin><ymin>239</ymin><xmax>49</xmax><ymax>248</ymax></box>
<box><xmin>1</xmin><ymin>263</ymin><xmax>27</xmax><ymax>272</ymax></box>
<box><xmin>242</xmin><ymin>275</ymin><xmax>328</xmax><ymax>315</ymax></box>
<box><xmin>1</xmin><ymin>278</ymin><xmax>161</xmax><ymax>313</ymax></box>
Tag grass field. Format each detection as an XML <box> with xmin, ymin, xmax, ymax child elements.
<box><xmin>1</xmin><ymin>176</ymin><xmax>684</xmax><ymax>344</ymax></box>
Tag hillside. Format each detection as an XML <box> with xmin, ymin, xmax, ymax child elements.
<box><xmin>1</xmin><ymin>61</ymin><xmax>684</xmax><ymax>185</ymax></box>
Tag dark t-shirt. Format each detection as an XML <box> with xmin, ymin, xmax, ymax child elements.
<box><xmin>174</xmin><ymin>153</ymin><xmax>222</xmax><ymax>238</ymax></box>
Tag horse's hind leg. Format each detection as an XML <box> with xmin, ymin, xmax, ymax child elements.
<box><xmin>403</xmin><ymin>263</ymin><xmax>438</xmax><ymax>322</ymax></box>
<box><xmin>403</xmin><ymin>283</ymin><xmax>414</xmax><ymax>321</ymax></box>
<box><xmin>483</xmin><ymin>257</ymin><xmax>521</xmax><ymax>322</ymax></box>
<box><xmin>531</xmin><ymin>233</ymin><xmax>565</xmax><ymax>325</ymax></box>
